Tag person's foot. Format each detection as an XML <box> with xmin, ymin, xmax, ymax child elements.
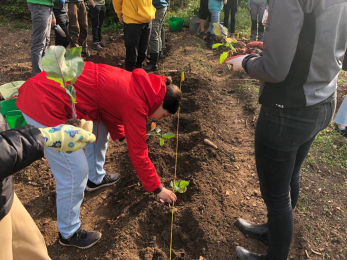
<box><xmin>339</xmin><ymin>128</ymin><xmax>347</xmax><ymax>138</ymax></box>
<box><xmin>235</xmin><ymin>246</ymin><xmax>267</xmax><ymax>260</ymax></box>
<box><xmin>198</xmin><ymin>31</ymin><xmax>205</xmax><ymax>39</ymax></box>
<box><xmin>235</xmin><ymin>218</ymin><xmax>269</xmax><ymax>245</ymax></box>
<box><xmin>86</xmin><ymin>173</ymin><xmax>121</xmax><ymax>192</ymax></box>
<box><xmin>81</xmin><ymin>49</ymin><xmax>90</xmax><ymax>58</ymax></box>
<box><xmin>99</xmin><ymin>41</ymin><xmax>106</xmax><ymax>48</ymax></box>
<box><xmin>59</xmin><ymin>228</ymin><xmax>101</xmax><ymax>249</ymax></box>
<box><xmin>93</xmin><ymin>42</ymin><xmax>103</xmax><ymax>51</ymax></box>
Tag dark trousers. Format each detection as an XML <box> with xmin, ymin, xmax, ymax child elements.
<box><xmin>223</xmin><ymin>0</ymin><xmax>237</xmax><ymax>34</ymax></box>
<box><xmin>123</xmin><ymin>22</ymin><xmax>151</xmax><ymax>72</ymax></box>
<box><xmin>89</xmin><ymin>5</ymin><xmax>106</xmax><ymax>43</ymax></box>
<box><xmin>54</xmin><ymin>11</ymin><xmax>69</xmax><ymax>48</ymax></box>
<box><xmin>255</xmin><ymin>94</ymin><xmax>335</xmax><ymax>259</ymax></box>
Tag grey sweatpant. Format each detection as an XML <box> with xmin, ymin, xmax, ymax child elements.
<box><xmin>28</xmin><ymin>3</ymin><xmax>53</xmax><ymax>76</ymax></box>
<box><xmin>149</xmin><ymin>7</ymin><xmax>167</xmax><ymax>54</ymax></box>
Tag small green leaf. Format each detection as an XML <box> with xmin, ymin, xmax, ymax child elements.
<box><xmin>65</xmin><ymin>47</ymin><xmax>84</xmax><ymax>84</ymax></box>
<box><xmin>159</xmin><ymin>137</ymin><xmax>165</xmax><ymax>146</ymax></box>
<box><xmin>220</xmin><ymin>52</ymin><xmax>229</xmax><ymax>64</ymax></box>
<box><xmin>170</xmin><ymin>180</ymin><xmax>189</xmax><ymax>193</ymax></box>
<box><xmin>212</xmin><ymin>43</ymin><xmax>223</xmax><ymax>49</ymax></box>
<box><xmin>66</xmin><ymin>84</ymin><xmax>76</xmax><ymax>103</ymax></box>
<box><xmin>162</xmin><ymin>132</ymin><xmax>175</xmax><ymax>139</ymax></box>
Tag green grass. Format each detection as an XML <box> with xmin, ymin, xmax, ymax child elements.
<box><xmin>310</xmin><ymin>125</ymin><xmax>347</xmax><ymax>171</ymax></box>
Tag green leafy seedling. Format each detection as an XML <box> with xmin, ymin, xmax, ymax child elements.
<box><xmin>170</xmin><ymin>180</ymin><xmax>189</xmax><ymax>193</ymax></box>
<box><xmin>42</xmin><ymin>46</ymin><xmax>84</xmax><ymax>119</ymax></box>
<box><xmin>212</xmin><ymin>23</ymin><xmax>237</xmax><ymax>65</ymax></box>
<box><xmin>147</xmin><ymin>122</ymin><xmax>175</xmax><ymax>146</ymax></box>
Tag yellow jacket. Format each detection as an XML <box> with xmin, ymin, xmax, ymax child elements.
<box><xmin>113</xmin><ymin>0</ymin><xmax>156</xmax><ymax>24</ymax></box>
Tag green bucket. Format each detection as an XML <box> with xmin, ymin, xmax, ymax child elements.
<box><xmin>0</xmin><ymin>98</ymin><xmax>27</xmax><ymax>129</ymax></box>
<box><xmin>168</xmin><ymin>17</ymin><xmax>184</xmax><ymax>32</ymax></box>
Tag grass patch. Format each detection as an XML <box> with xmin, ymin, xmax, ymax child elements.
<box><xmin>309</xmin><ymin>125</ymin><xmax>347</xmax><ymax>171</ymax></box>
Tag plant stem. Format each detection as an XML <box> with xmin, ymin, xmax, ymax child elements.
<box><xmin>53</xmin><ymin>48</ymin><xmax>76</xmax><ymax>120</ymax></box>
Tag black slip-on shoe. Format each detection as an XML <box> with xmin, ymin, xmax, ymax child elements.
<box><xmin>235</xmin><ymin>218</ymin><xmax>269</xmax><ymax>245</ymax></box>
<box><xmin>236</xmin><ymin>246</ymin><xmax>267</xmax><ymax>260</ymax></box>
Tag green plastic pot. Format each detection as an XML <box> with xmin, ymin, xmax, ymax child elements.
<box><xmin>0</xmin><ymin>98</ymin><xmax>27</xmax><ymax>129</ymax></box>
<box><xmin>3</xmin><ymin>110</ymin><xmax>27</xmax><ymax>129</ymax></box>
<box><xmin>168</xmin><ymin>17</ymin><xmax>184</xmax><ymax>32</ymax></box>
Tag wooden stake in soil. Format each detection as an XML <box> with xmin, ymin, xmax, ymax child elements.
<box><xmin>169</xmin><ymin>71</ymin><xmax>185</xmax><ymax>260</ymax></box>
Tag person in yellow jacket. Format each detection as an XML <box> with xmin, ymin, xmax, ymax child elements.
<box><xmin>113</xmin><ymin>0</ymin><xmax>155</xmax><ymax>71</ymax></box>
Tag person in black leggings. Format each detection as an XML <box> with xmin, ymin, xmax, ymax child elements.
<box><xmin>225</xmin><ymin>0</ymin><xmax>347</xmax><ymax>259</ymax></box>
<box><xmin>198</xmin><ymin>0</ymin><xmax>211</xmax><ymax>39</ymax></box>
<box><xmin>223</xmin><ymin>0</ymin><xmax>237</xmax><ymax>37</ymax></box>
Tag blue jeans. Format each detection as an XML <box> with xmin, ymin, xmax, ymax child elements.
<box><xmin>23</xmin><ymin>114</ymin><xmax>109</xmax><ymax>239</ymax></box>
<box><xmin>334</xmin><ymin>95</ymin><xmax>347</xmax><ymax>126</ymax></box>
<box><xmin>255</xmin><ymin>94</ymin><xmax>335</xmax><ymax>259</ymax></box>
<box><xmin>208</xmin><ymin>12</ymin><xmax>220</xmax><ymax>34</ymax></box>
<box><xmin>27</xmin><ymin>3</ymin><xmax>53</xmax><ymax>76</ymax></box>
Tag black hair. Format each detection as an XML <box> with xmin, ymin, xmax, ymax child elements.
<box><xmin>163</xmin><ymin>82</ymin><xmax>182</xmax><ymax>114</ymax></box>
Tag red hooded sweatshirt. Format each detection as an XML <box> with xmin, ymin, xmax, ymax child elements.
<box><xmin>17</xmin><ymin>62</ymin><xmax>166</xmax><ymax>192</ymax></box>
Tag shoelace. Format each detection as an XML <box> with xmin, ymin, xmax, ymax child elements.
<box><xmin>75</xmin><ymin>229</ymin><xmax>88</xmax><ymax>241</ymax></box>
<box><xmin>104</xmin><ymin>174</ymin><xmax>111</xmax><ymax>183</ymax></box>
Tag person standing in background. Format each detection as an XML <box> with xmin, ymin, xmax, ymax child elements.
<box><xmin>67</xmin><ymin>0</ymin><xmax>89</xmax><ymax>57</ymax></box>
<box><xmin>53</xmin><ymin>0</ymin><xmax>70</xmax><ymax>48</ymax></box>
<box><xmin>160</xmin><ymin>0</ymin><xmax>170</xmax><ymax>60</ymax></box>
<box><xmin>207</xmin><ymin>0</ymin><xmax>225</xmax><ymax>49</ymax></box>
<box><xmin>226</xmin><ymin>0</ymin><xmax>347</xmax><ymax>259</ymax></box>
<box><xmin>144</xmin><ymin>0</ymin><xmax>168</xmax><ymax>72</ymax></box>
<box><xmin>247</xmin><ymin>0</ymin><xmax>267</xmax><ymax>41</ymax></box>
<box><xmin>113</xmin><ymin>0</ymin><xmax>155</xmax><ymax>71</ymax></box>
<box><xmin>223</xmin><ymin>0</ymin><xmax>237</xmax><ymax>38</ymax></box>
<box><xmin>198</xmin><ymin>0</ymin><xmax>210</xmax><ymax>39</ymax></box>
<box><xmin>27</xmin><ymin>0</ymin><xmax>56</xmax><ymax>76</ymax></box>
<box><xmin>88</xmin><ymin>0</ymin><xmax>106</xmax><ymax>51</ymax></box>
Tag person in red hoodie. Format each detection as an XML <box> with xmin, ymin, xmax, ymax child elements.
<box><xmin>16</xmin><ymin>62</ymin><xmax>182</xmax><ymax>249</ymax></box>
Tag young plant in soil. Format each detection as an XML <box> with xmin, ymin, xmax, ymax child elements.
<box><xmin>212</xmin><ymin>23</ymin><xmax>261</xmax><ymax>67</ymax></box>
<box><xmin>170</xmin><ymin>180</ymin><xmax>189</xmax><ymax>193</ymax></box>
<box><xmin>42</xmin><ymin>46</ymin><xmax>84</xmax><ymax>127</ymax></box>
<box><xmin>147</xmin><ymin>122</ymin><xmax>175</xmax><ymax>146</ymax></box>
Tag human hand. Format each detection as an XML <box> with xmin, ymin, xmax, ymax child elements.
<box><xmin>39</xmin><ymin>125</ymin><xmax>96</xmax><ymax>153</ymax></box>
<box><xmin>246</xmin><ymin>41</ymin><xmax>263</xmax><ymax>50</ymax></box>
<box><xmin>224</xmin><ymin>55</ymin><xmax>247</xmax><ymax>71</ymax></box>
<box><xmin>52</xmin><ymin>18</ymin><xmax>56</xmax><ymax>27</ymax></box>
<box><xmin>224</xmin><ymin>0</ymin><xmax>227</xmax><ymax>4</ymax></box>
<box><xmin>157</xmin><ymin>187</ymin><xmax>177</xmax><ymax>204</ymax></box>
<box><xmin>119</xmin><ymin>16</ymin><xmax>124</xmax><ymax>24</ymax></box>
<box><xmin>80</xmin><ymin>119</ymin><xmax>93</xmax><ymax>133</ymax></box>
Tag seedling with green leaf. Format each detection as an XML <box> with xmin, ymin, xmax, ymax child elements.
<box><xmin>42</xmin><ymin>46</ymin><xmax>84</xmax><ymax>120</ymax></box>
<box><xmin>170</xmin><ymin>180</ymin><xmax>189</xmax><ymax>193</ymax></box>
<box><xmin>147</xmin><ymin>122</ymin><xmax>175</xmax><ymax>146</ymax></box>
<box><xmin>211</xmin><ymin>23</ymin><xmax>247</xmax><ymax>66</ymax></box>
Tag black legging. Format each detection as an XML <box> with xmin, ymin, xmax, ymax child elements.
<box><xmin>255</xmin><ymin>94</ymin><xmax>335</xmax><ymax>259</ymax></box>
<box><xmin>223</xmin><ymin>0</ymin><xmax>238</xmax><ymax>34</ymax></box>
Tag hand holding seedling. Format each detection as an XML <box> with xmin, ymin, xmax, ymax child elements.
<box><xmin>157</xmin><ymin>187</ymin><xmax>177</xmax><ymax>204</ymax></box>
<box><xmin>39</xmin><ymin>125</ymin><xmax>96</xmax><ymax>153</ymax></box>
<box><xmin>224</xmin><ymin>55</ymin><xmax>247</xmax><ymax>71</ymax></box>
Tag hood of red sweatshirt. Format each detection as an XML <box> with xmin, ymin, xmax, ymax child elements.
<box><xmin>131</xmin><ymin>69</ymin><xmax>167</xmax><ymax>116</ymax></box>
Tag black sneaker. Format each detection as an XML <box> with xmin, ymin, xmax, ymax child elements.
<box><xmin>340</xmin><ymin>129</ymin><xmax>347</xmax><ymax>138</ymax></box>
<box><xmin>59</xmin><ymin>228</ymin><xmax>101</xmax><ymax>249</ymax></box>
<box><xmin>86</xmin><ymin>173</ymin><xmax>121</xmax><ymax>192</ymax></box>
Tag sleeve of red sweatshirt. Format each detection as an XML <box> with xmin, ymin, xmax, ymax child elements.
<box><xmin>122</xmin><ymin>108</ymin><xmax>162</xmax><ymax>193</ymax></box>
